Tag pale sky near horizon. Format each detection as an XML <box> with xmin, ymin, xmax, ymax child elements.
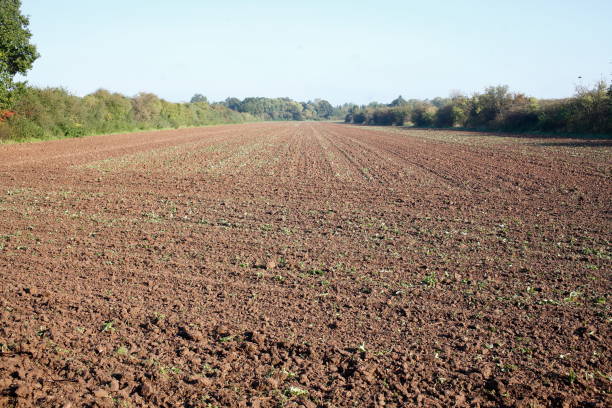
<box><xmin>20</xmin><ymin>0</ymin><xmax>612</xmax><ymax>105</ymax></box>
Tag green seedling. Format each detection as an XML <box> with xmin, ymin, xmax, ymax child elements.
<box><xmin>567</xmin><ymin>369</ymin><xmax>577</xmax><ymax>385</ymax></box>
<box><xmin>564</xmin><ymin>291</ymin><xmax>581</xmax><ymax>302</ymax></box>
<box><xmin>281</xmin><ymin>369</ymin><xmax>297</xmax><ymax>379</ymax></box>
<box><xmin>102</xmin><ymin>321</ymin><xmax>115</xmax><ymax>332</ymax></box>
<box><xmin>286</xmin><ymin>386</ymin><xmax>308</xmax><ymax>397</ymax></box>
<box><xmin>116</xmin><ymin>346</ymin><xmax>129</xmax><ymax>355</ymax></box>
<box><xmin>422</xmin><ymin>272</ymin><xmax>437</xmax><ymax>287</ymax></box>
<box><xmin>160</xmin><ymin>366</ymin><xmax>181</xmax><ymax>375</ymax></box>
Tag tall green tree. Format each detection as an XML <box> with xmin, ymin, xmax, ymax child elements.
<box><xmin>0</xmin><ymin>0</ymin><xmax>39</xmax><ymax>109</ymax></box>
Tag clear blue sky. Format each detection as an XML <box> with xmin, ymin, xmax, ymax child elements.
<box><xmin>20</xmin><ymin>0</ymin><xmax>612</xmax><ymax>105</ymax></box>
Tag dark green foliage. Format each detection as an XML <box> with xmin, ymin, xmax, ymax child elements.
<box><xmin>351</xmin><ymin>110</ymin><xmax>367</xmax><ymax>124</ymax></box>
<box><xmin>563</xmin><ymin>82</ymin><xmax>611</xmax><ymax>133</ymax></box>
<box><xmin>345</xmin><ymin>106</ymin><xmax>408</xmax><ymax>126</ymax></box>
<box><xmin>0</xmin><ymin>0</ymin><xmax>39</xmax><ymax>109</ymax></box>
<box><xmin>389</xmin><ymin>95</ymin><xmax>408</xmax><ymax>107</ymax></box>
<box><xmin>433</xmin><ymin>105</ymin><xmax>455</xmax><ymax>127</ymax></box>
<box><xmin>346</xmin><ymin>83</ymin><xmax>611</xmax><ymax>135</ymax></box>
<box><xmin>222</xmin><ymin>97</ymin><xmax>341</xmax><ymax>121</ymax></box>
<box><xmin>498</xmin><ymin>95</ymin><xmax>540</xmax><ymax>131</ymax></box>
<box><xmin>430</xmin><ymin>97</ymin><xmax>449</xmax><ymax>108</ymax></box>
<box><xmin>1</xmin><ymin>87</ymin><xmax>256</xmax><ymax>142</ymax></box>
<box><xmin>371</xmin><ymin>108</ymin><xmax>395</xmax><ymax>125</ymax></box>
<box><xmin>224</xmin><ymin>97</ymin><xmax>241</xmax><ymax>111</ymax></box>
<box><xmin>466</xmin><ymin>85</ymin><xmax>512</xmax><ymax>128</ymax></box>
<box><xmin>313</xmin><ymin>99</ymin><xmax>334</xmax><ymax>119</ymax></box>
<box><xmin>190</xmin><ymin>93</ymin><xmax>208</xmax><ymax>103</ymax></box>
<box><xmin>411</xmin><ymin>104</ymin><xmax>436</xmax><ymax>127</ymax></box>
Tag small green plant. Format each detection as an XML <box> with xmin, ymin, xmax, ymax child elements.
<box><xmin>116</xmin><ymin>346</ymin><xmax>129</xmax><ymax>355</ymax></box>
<box><xmin>422</xmin><ymin>272</ymin><xmax>437</xmax><ymax>287</ymax></box>
<box><xmin>281</xmin><ymin>369</ymin><xmax>297</xmax><ymax>379</ymax></box>
<box><xmin>219</xmin><ymin>335</ymin><xmax>235</xmax><ymax>343</ymax></box>
<box><xmin>285</xmin><ymin>386</ymin><xmax>308</xmax><ymax>397</ymax></box>
<box><xmin>160</xmin><ymin>366</ymin><xmax>181</xmax><ymax>375</ymax></box>
<box><xmin>593</xmin><ymin>296</ymin><xmax>606</xmax><ymax>305</ymax></box>
<box><xmin>567</xmin><ymin>369</ymin><xmax>577</xmax><ymax>385</ymax></box>
<box><xmin>564</xmin><ymin>291</ymin><xmax>581</xmax><ymax>302</ymax></box>
<box><xmin>101</xmin><ymin>321</ymin><xmax>115</xmax><ymax>332</ymax></box>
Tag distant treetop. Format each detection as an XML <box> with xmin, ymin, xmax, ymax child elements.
<box><xmin>190</xmin><ymin>93</ymin><xmax>209</xmax><ymax>103</ymax></box>
<box><xmin>389</xmin><ymin>95</ymin><xmax>408</xmax><ymax>107</ymax></box>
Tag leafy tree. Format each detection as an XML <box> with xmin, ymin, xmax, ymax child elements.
<box><xmin>566</xmin><ymin>80</ymin><xmax>611</xmax><ymax>133</ymax></box>
<box><xmin>389</xmin><ymin>95</ymin><xmax>408</xmax><ymax>107</ymax></box>
<box><xmin>434</xmin><ymin>93</ymin><xmax>469</xmax><ymax>127</ymax></box>
<box><xmin>224</xmin><ymin>97</ymin><xmax>241</xmax><ymax>111</ymax></box>
<box><xmin>411</xmin><ymin>103</ymin><xmax>437</xmax><ymax>127</ymax></box>
<box><xmin>352</xmin><ymin>110</ymin><xmax>367</xmax><ymax>124</ymax></box>
<box><xmin>313</xmin><ymin>99</ymin><xmax>334</xmax><ymax>119</ymax></box>
<box><xmin>430</xmin><ymin>97</ymin><xmax>449</xmax><ymax>108</ymax></box>
<box><xmin>131</xmin><ymin>92</ymin><xmax>162</xmax><ymax>124</ymax></box>
<box><xmin>468</xmin><ymin>85</ymin><xmax>512</xmax><ymax>127</ymax></box>
<box><xmin>190</xmin><ymin>93</ymin><xmax>208</xmax><ymax>103</ymax></box>
<box><xmin>0</xmin><ymin>0</ymin><xmax>39</xmax><ymax>109</ymax></box>
<box><xmin>301</xmin><ymin>102</ymin><xmax>318</xmax><ymax>120</ymax></box>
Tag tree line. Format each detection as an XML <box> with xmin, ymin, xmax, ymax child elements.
<box><xmin>345</xmin><ymin>83</ymin><xmax>612</xmax><ymax>135</ymax></box>
<box><xmin>216</xmin><ymin>97</ymin><xmax>338</xmax><ymax>121</ymax></box>
<box><xmin>0</xmin><ymin>90</ymin><xmax>348</xmax><ymax>141</ymax></box>
<box><xmin>0</xmin><ymin>88</ymin><xmax>258</xmax><ymax>141</ymax></box>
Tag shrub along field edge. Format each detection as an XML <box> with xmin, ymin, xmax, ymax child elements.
<box><xmin>0</xmin><ymin>87</ymin><xmax>259</xmax><ymax>143</ymax></box>
<box><xmin>344</xmin><ymin>82</ymin><xmax>612</xmax><ymax>137</ymax></box>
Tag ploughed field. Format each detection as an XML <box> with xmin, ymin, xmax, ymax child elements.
<box><xmin>0</xmin><ymin>122</ymin><xmax>610</xmax><ymax>408</ymax></box>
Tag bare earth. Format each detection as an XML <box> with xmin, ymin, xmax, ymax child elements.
<box><xmin>0</xmin><ymin>122</ymin><xmax>610</xmax><ymax>407</ymax></box>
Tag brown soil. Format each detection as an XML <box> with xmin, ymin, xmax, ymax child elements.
<box><xmin>0</xmin><ymin>122</ymin><xmax>610</xmax><ymax>407</ymax></box>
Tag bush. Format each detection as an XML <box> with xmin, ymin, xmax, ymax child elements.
<box><xmin>354</xmin><ymin>83</ymin><xmax>611</xmax><ymax>135</ymax></box>
<box><xmin>2</xmin><ymin>86</ymin><xmax>256</xmax><ymax>142</ymax></box>
<box><xmin>6</xmin><ymin>116</ymin><xmax>45</xmax><ymax>140</ymax></box>
<box><xmin>499</xmin><ymin>95</ymin><xmax>540</xmax><ymax>131</ymax></box>
<box><xmin>352</xmin><ymin>111</ymin><xmax>367</xmax><ymax>124</ymax></box>
<box><xmin>59</xmin><ymin>122</ymin><xmax>86</xmax><ymax>138</ymax></box>
<box><xmin>0</xmin><ymin>121</ymin><xmax>10</xmax><ymax>140</ymax></box>
<box><xmin>411</xmin><ymin>104</ymin><xmax>437</xmax><ymax>127</ymax></box>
